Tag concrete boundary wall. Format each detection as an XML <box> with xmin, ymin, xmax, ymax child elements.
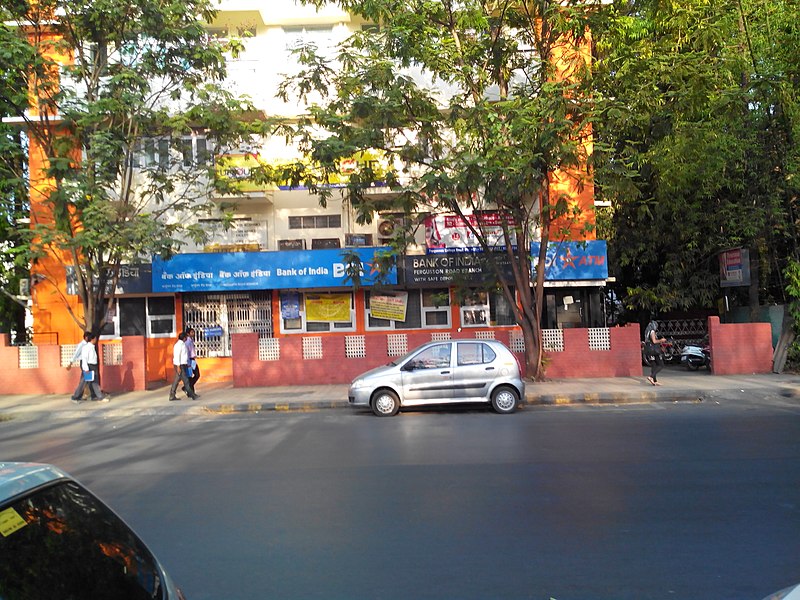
<box><xmin>708</xmin><ymin>316</ymin><xmax>773</xmax><ymax>375</ymax></box>
<box><xmin>0</xmin><ymin>319</ymin><xmax>777</xmax><ymax>395</ymax></box>
<box><xmin>0</xmin><ymin>335</ymin><xmax>147</xmax><ymax>395</ymax></box>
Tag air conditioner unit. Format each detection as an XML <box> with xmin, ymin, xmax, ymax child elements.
<box><xmin>377</xmin><ymin>216</ymin><xmax>404</xmax><ymax>244</ymax></box>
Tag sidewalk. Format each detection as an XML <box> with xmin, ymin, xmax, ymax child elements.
<box><xmin>0</xmin><ymin>367</ymin><xmax>798</xmax><ymax>420</ymax></box>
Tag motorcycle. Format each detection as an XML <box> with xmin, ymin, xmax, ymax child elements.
<box><xmin>680</xmin><ymin>342</ymin><xmax>711</xmax><ymax>370</ymax></box>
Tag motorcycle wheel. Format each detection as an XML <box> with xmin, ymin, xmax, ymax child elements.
<box><xmin>687</xmin><ymin>360</ymin><xmax>700</xmax><ymax>371</ymax></box>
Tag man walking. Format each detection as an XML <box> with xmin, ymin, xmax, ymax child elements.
<box><xmin>70</xmin><ymin>332</ymin><xmax>93</xmax><ymax>403</ymax></box>
<box><xmin>184</xmin><ymin>327</ymin><xmax>200</xmax><ymax>393</ymax></box>
<box><xmin>169</xmin><ymin>331</ymin><xmax>198</xmax><ymax>401</ymax></box>
<box><xmin>80</xmin><ymin>332</ymin><xmax>109</xmax><ymax>402</ymax></box>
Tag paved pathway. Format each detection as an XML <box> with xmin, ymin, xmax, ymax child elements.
<box><xmin>1</xmin><ymin>366</ymin><xmax>797</xmax><ymax>420</ymax></box>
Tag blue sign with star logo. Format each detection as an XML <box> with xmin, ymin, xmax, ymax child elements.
<box><xmin>530</xmin><ymin>240</ymin><xmax>608</xmax><ymax>280</ymax></box>
<box><xmin>152</xmin><ymin>248</ymin><xmax>397</xmax><ymax>292</ymax></box>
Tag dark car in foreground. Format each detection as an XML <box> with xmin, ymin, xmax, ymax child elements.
<box><xmin>0</xmin><ymin>462</ymin><xmax>185</xmax><ymax>599</ymax></box>
<box><xmin>348</xmin><ymin>339</ymin><xmax>525</xmax><ymax>416</ymax></box>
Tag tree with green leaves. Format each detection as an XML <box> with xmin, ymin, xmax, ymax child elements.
<box><xmin>592</xmin><ymin>0</ymin><xmax>800</xmax><ymax>321</ymax></box>
<box><xmin>0</xmin><ymin>0</ymin><xmax>260</xmax><ymax>337</ymax></box>
<box><xmin>271</xmin><ymin>0</ymin><xmax>602</xmax><ymax>380</ymax></box>
<box><xmin>0</xmin><ymin>12</ymin><xmax>33</xmax><ymax>342</ymax></box>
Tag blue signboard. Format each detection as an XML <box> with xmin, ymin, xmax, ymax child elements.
<box><xmin>530</xmin><ymin>240</ymin><xmax>608</xmax><ymax>280</ymax></box>
<box><xmin>152</xmin><ymin>248</ymin><xmax>397</xmax><ymax>292</ymax></box>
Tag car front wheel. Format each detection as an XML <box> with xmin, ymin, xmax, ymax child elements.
<box><xmin>372</xmin><ymin>389</ymin><xmax>400</xmax><ymax>417</ymax></box>
<box><xmin>491</xmin><ymin>386</ymin><xmax>519</xmax><ymax>414</ymax></box>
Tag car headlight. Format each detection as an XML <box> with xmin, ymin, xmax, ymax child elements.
<box><xmin>350</xmin><ymin>378</ymin><xmax>365</xmax><ymax>389</ymax></box>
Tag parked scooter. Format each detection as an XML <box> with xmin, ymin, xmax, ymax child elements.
<box><xmin>680</xmin><ymin>341</ymin><xmax>711</xmax><ymax>370</ymax></box>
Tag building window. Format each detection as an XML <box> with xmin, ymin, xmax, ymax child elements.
<box><xmin>147</xmin><ymin>297</ymin><xmax>175</xmax><ymax>337</ymax></box>
<box><xmin>288</xmin><ymin>215</ymin><xmax>342</xmax><ymax>229</ymax></box>
<box><xmin>279</xmin><ymin>291</ymin><xmax>354</xmax><ymax>333</ymax></box>
<box><xmin>283</xmin><ymin>25</ymin><xmax>334</xmax><ymax>53</ymax></box>
<box><xmin>460</xmin><ymin>288</ymin><xmax>516</xmax><ymax>327</ymax></box>
<box><xmin>422</xmin><ymin>289</ymin><xmax>450</xmax><ymax>327</ymax></box>
<box><xmin>365</xmin><ymin>289</ymin><xmax>450</xmax><ymax>330</ymax></box>
<box><xmin>136</xmin><ymin>135</ymin><xmax>211</xmax><ymax>169</ymax></box>
<box><xmin>99</xmin><ymin>297</ymin><xmax>176</xmax><ymax>339</ymax></box>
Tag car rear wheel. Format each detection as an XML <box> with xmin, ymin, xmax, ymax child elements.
<box><xmin>372</xmin><ymin>390</ymin><xmax>400</xmax><ymax>417</ymax></box>
<box><xmin>491</xmin><ymin>386</ymin><xmax>519</xmax><ymax>414</ymax></box>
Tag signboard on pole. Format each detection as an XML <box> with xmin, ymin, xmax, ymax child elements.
<box><xmin>719</xmin><ymin>248</ymin><xmax>751</xmax><ymax>287</ymax></box>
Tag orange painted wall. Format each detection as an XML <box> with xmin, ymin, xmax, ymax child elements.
<box><xmin>547</xmin><ymin>28</ymin><xmax>596</xmax><ymax>242</ymax></box>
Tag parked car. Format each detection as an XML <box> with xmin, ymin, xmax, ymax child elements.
<box><xmin>763</xmin><ymin>583</ymin><xmax>800</xmax><ymax>600</ymax></box>
<box><xmin>0</xmin><ymin>461</ymin><xmax>185</xmax><ymax>599</ymax></box>
<box><xmin>348</xmin><ymin>339</ymin><xmax>525</xmax><ymax>416</ymax></box>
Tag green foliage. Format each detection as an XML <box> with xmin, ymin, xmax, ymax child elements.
<box><xmin>2</xmin><ymin>0</ymin><xmax>258</xmax><ymax>333</ymax></box>
<box><xmin>786</xmin><ymin>259</ymin><xmax>800</xmax><ymax>370</ymax></box>
<box><xmin>593</xmin><ymin>0</ymin><xmax>800</xmax><ymax>313</ymax></box>
<box><xmin>277</xmin><ymin>0</ymin><xmax>601</xmax><ymax>379</ymax></box>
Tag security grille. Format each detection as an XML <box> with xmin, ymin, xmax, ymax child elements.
<box><xmin>509</xmin><ymin>330</ymin><xmax>525</xmax><ymax>353</ymax></box>
<box><xmin>430</xmin><ymin>332</ymin><xmax>451</xmax><ymax>342</ymax></box>
<box><xmin>303</xmin><ymin>336</ymin><xmax>323</xmax><ymax>359</ymax></box>
<box><xmin>542</xmin><ymin>329</ymin><xmax>564</xmax><ymax>352</ymax></box>
<box><xmin>259</xmin><ymin>338</ymin><xmax>281</xmax><ymax>361</ymax></box>
<box><xmin>345</xmin><ymin>335</ymin><xmax>366</xmax><ymax>358</ymax></box>
<box><xmin>588</xmin><ymin>328</ymin><xmax>611</xmax><ymax>351</ymax></box>
<box><xmin>103</xmin><ymin>343</ymin><xmax>123</xmax><ymax>365</ymax></box>
<box><xmin>184</xmin><ymin>292</ymin><xmax>272</xmax><ymax>357</ymax></box>
<box><xmin>475</xmin><ymin>330</ymin><xmax>495</xmax><ymax>340</ymax></box>
<box><xmin>19</xmin><ymin>346</ymin><xmax>38</xmax><ymax>369</ymax></box>
<box><xmin>658</xmin><ymin>319</ymin><xmax>708</xmax><ymax>358</ymax></box>
<box><xmin>387</xmin><ymin>333</ymin><xmax>408</xmax><ymax>356</ymax></box>
<box><xmin>62</xmin><ymin>344</ymin><xmax>78</xmax><ymax>367</ymax></box>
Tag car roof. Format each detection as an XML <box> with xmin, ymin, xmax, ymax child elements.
<box><xmin>0</xmin><ymin>462</ymin><xmax>70</xmax><ymax>504</ymax></box>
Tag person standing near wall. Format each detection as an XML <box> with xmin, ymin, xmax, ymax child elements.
<box><xmin>169</xmin><ymin>331</ymin><xmax>198</xmax><ymax>401</ymax></box>
<box><xmin>184</xmin><ymin>327</ymin><xmax>200</xmax><ymax>393</ymax></box>
<box><xmin>80</xmin><ymin>332</ymin><xmax>109</xmax><ymax>402</ymax></box>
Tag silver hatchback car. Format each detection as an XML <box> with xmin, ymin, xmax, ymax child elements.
<box><xmin>348</xmin><ymin>339</ymin><xmax>525</xmax><ymax>416</ymax></box>
<box><xmin>0</xmin><ymin>462</ymin><xmax>186</xmax><ymax>599</ymax></box>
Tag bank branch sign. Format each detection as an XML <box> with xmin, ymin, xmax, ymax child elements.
<box><xmin>152</xmin><ymin>248</ymin><xmax>396</xmax><ymax>292</ymax></box>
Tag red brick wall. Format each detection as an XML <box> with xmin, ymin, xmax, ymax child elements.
<box><xmin>708</xmin><ymin>316</ymin><xmax>773</xmax><ymax>375</ymax></box>
<box><xmin>541</xmin><ymin>324</ymin><xmax>641</xmax><ymax>379</ymax></box>
<box><xmin>99</xmin><ymin>337</ymin><xmax>147</xmax><ymax>392</ymax></box>
<box><xmin>231</xmin><ymin>325</ymin><xmax>642</xmax><ymax>387</ymax></box>
<box><xmin>0</xmin><ymin>334</ymin><xmax>147</xmax><ymax>394</ymax></box>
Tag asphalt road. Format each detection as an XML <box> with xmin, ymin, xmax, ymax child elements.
<box><xmin>2</xmin><ymin>395</ymin><xmax>800</xmax><ymax>600</ymax></box>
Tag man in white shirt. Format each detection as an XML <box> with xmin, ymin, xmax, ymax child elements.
<box><xmin>79</xmin><ymin>332</ymin><xmax>109</xmax><ymax>402</ymax></box>
<box><xmin>169</xmin><ymin>331</ymin><xmax>198</xmax><ymax>401</ymax></box>
<box><xmin>69</xmin><ymin>332</ymin><xmax>91</xmax><ymax>402</ymax></box>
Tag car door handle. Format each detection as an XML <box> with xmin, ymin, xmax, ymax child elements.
<box><xmin>440</xmin><ymin>371</ymin><xmax>451</xmax><ymax>375</ymax></box>
<box><xmin>485</xmin><ymin>367</ymin><xmax>495</xmax><ymax>371</ymax></box>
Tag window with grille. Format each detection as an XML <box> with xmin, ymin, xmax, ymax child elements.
<box><xmin>183</xmin><ymin>291</ymin><xmax>272</xmax><ymax>357</ymax></box>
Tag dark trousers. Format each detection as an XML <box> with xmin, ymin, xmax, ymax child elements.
<box><xmin>189</xmin><ymin>361</ymin><xmax>200</xmax><ymax>389</ymax></box>
<box><xmin>170</xmin><ymin>365</ymin><xmax>195</xmax><ymax>399</ymax></box>
<box><xmin>72</xmin><ymin>364</ymin><xmax>100</xmax><ymax>400</ymax></box>
<box><xmin>649</xmin><ymin>350</ymin><xmax>664</xmax><ymax>381</ymax></box>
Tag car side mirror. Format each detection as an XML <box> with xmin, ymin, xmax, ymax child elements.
<box><xmin>402</xmin><ymin>361</ymin><xmax>418</xmax><ymax>371</ymax></box>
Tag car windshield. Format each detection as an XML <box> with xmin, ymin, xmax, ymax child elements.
<box><xmin>0</xmin><ymin>480</ymin><xmax>164</xmax><ymax>599</ymax></box>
